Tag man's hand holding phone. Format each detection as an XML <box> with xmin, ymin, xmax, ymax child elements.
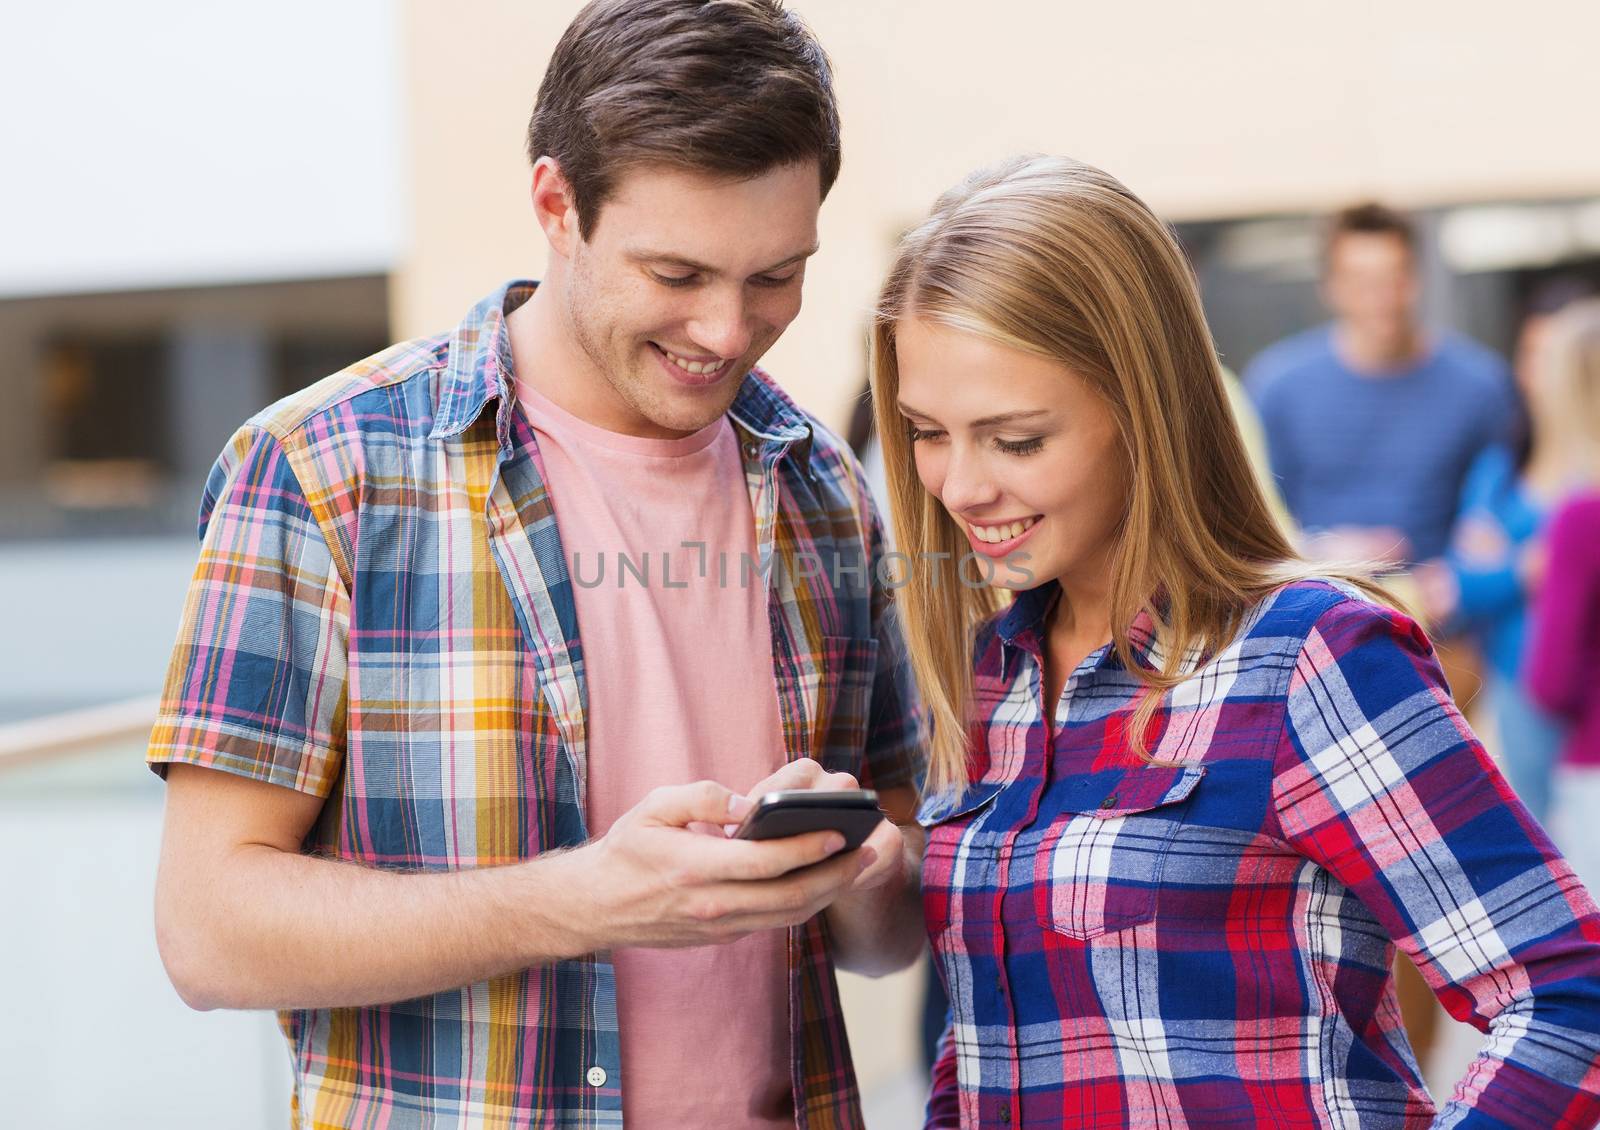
<box><xmin>737</xmin><ymin>759</ymin><xmax>905</xmax><ymax>896</ymax></box>
<box><xmin>563</xmin><ymin>773</ymin><xmax>875</xmax><ymax>953</ymax></box>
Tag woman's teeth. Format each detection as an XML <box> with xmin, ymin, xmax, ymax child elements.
<box><xmin>970</xmin><ymin>516</ymin><xmax>1039</xmax><ymax>543</ymax></box>
<box><xmin>662</xmin><ymin>348</ymin><xmax>728</xmax><ymax>376</ymax></box>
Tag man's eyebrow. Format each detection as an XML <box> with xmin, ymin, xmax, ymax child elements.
<box><xmin>897</xmin><ymin>403</ymin><xmax>1052</xmax><ymax>428</ymax></box>
<box><xmin>625</xmin><ymin>243</ymin><xmax>821</xmax><ymax>276</ymax></box>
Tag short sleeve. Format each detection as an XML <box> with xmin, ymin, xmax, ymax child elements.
<box><xmin>146</xmin><ymin>424</ymin><xmax>349</xmax><ymax>797</ymax></box>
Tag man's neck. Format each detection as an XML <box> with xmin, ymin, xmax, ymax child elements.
<box><xmin>506</xmin><ymin>279</ymin><xmax>636</xmax><ymax>434</ymax></box>
<box><xmin>1333</xmin><ymin>323</ymin><xmax>1427</xmax><ymax>375</ymax></box>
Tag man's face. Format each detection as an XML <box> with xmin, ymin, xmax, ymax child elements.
<box><xmin>558</xmin><ymin>162</ymin><xmax>821</xmax><ymax>437</ymax></box>
<box><xmin>1322</xmin><ymin>231</ymin><xmax>1419</xmax><ymax>344</ymax></box>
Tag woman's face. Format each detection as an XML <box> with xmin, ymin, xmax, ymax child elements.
<box><xmin>1514</xmin><ymin>313</ymin><xmax>1556</xmax><ymax>412</ymax></box>
<box><xmin>894</xmin><ymin>317</ymin><xmax>1130</xmax><ymax>594</ymax></box>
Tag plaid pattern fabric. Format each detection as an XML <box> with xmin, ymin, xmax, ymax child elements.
<box><xmin>920</xmin><ymin>579</ymin><xmax>1600</xmax><ymax>1129</ymax></box>
<box><xmin>147</xmin><ymin>281</ymin><xmax>924</xmax><ymax>1129</ymax></box>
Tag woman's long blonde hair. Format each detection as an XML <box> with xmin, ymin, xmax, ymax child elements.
<box><xmin>1543</xmin><ymin>298</ymin><xmax>1600</xmax><ymax>485</ymax></box>
<box><xmin>873</xmin><ymin>155</ymin><xmax>1384</xmax><ymax>797</ymax></box>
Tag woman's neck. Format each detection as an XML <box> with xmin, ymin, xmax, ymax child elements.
<box><xmin>1525</xmin><ymin>428</ymin><xmax>1589</xmax><ymax>499</ymax></box>
<box><xmin>1046</xmin><ymin>572</ymin><xmax>1115</xmax><ymax>666</ymax></box>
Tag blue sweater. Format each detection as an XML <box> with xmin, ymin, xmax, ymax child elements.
<box><xmin>1247</xmin><ymin>326</ymin><xmax>1514</xmax><ymax>562</ymax></box>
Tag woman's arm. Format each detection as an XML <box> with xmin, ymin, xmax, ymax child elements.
<box><xmin>1443</xmin><ymin>448</ymin><xmax>1524</xmax><ymax>626</ymax></box>
<box><xmin>1272</xmin><ymin>597</ymin><xmax>1600</xmax><ymax>1129</ymax></box>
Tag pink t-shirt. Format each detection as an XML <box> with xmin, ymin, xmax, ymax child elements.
<box><xmin>521</xmin><ymin>381</ymin><xmax>793</xmax><ymax>1127</ymax></box>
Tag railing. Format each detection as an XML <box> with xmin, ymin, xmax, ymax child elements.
<box><xmin>0</xmin><ymin>694</ymin><xmax>159</xmax><ymax>771</ymax></box>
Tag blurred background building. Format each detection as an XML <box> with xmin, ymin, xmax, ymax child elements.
<box><xmin>4</xmin><ymin>1</ymin><xmax>1600</xmax><ymax>1126</ymax></box>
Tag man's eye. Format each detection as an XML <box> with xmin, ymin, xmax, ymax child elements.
<box><xmin>650</xmin><ymin>271</ymin><xmax>697</xmax><ymax>288</ymax></box>
<box><xmin>751</xmin><ymin>271</ymin><xmax>800</xmax><ymax>288</ymax></box>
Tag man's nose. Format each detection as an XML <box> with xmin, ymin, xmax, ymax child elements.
<box><xmin>686</xmin><ymin>288</ymin><xmax>754</xmax><ymax>360</ymax></box>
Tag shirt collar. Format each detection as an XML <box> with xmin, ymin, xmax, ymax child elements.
<box><xmin>994</xmin><ymin>581</ymin><xmax>1202</xmax><ymax>678</ymax></box>
<box><xmin>728</xmin><ymin>365</ymin><xmax>815</xmax><ymax>476</ymax></box>
<box><xmin>429</xmin><ymin>279</ymin><xmax>529</xmax><ymax>455</ymax></box>
<box><xmin>429</xmin><ymin>279</ymin><xmax>815</xmax><ymax>472</ymax></box>
<box><xmin>994</xmin><ymin>580</ymin><xmax>1060</xmax><ymax>648</ymax></box>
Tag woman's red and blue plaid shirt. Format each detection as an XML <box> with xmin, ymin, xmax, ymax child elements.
<box><xmin>918</xmin><ymin>578</ymin><xmax>1600</xmax><ymax>1129</ymax></box>
<box><xmin>146</xmin><ymin>281</ymin><xmax>924</xmax><ymax>1129</ymax></box>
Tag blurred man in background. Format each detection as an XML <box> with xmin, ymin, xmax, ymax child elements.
<box><xmin>1248</xmin><ymin>203</ymin><xmax>1515</xmax><ymax>568</ymax></box>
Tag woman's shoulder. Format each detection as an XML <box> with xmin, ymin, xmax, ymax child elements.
<box><xmin>1552</xmin><ymin>491</ymin><xmax>1600</xmax><ymax>527</ymax></box>
<box><xmin>1241</xmin><ymin>577</ymin><xmax>1426</xmax><ymax>662</ymax></box>
<box><xmin>1548</xmin><ymin>492</ymin><xmax>1600</xmax><ymax>559</ymax></box>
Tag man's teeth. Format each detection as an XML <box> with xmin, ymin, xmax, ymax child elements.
<box><xmin>970</xmin><ymin>517</ymin><xmax>1039</xmax><ymax>543</ymax></box>
<box><xmin>662</xmin><ymin>348</ymin><xmax>728</xmax><ymax>376</ymax></box>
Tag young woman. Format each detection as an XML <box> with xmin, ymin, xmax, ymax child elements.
<box><xmin>871</xmin><ymin>155</ymin><xmax>1600</xmax><ymax>1129</ymax></box>
<box><xmin>1527</xmin><ymin>299</ymin><xmax>1600</xmax><ymax>889</ymax></box>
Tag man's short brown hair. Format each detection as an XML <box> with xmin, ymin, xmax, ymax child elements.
<box><xmin>526</xmin><ymin>0</ymin><xmax>841</xmax><ymax>238</ymax></box>
<box><xmin>1324</xmin><ymin>201</ymin><xmax>1417</xmax><ymax>263</ymax></box>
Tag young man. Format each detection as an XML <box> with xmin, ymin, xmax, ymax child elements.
<box><xmin>147</xmin><ymin>3</ymin><xmax>926</xmax><ymax>1127</ymax></box>
<box><xmin>1247</xmin><ymin>202</ymin><xmax>1515</xmax><ymax>567</ymax></box>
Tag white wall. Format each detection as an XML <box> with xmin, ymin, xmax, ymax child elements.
<box><xmin>0</xmin><ymin>743</ymin><xmax>291</xmax><ymax>1130</ymax></box>
<box><xmin>0</xmin><ymin>0</ymin><xmax>404</xmax><ymax>298</ymax></box>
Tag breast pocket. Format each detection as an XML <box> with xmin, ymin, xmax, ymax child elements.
<box><xmin>1032</xmin><ymin>764</ymin><xmax>1204</xmax><ymax>941</ymax></box>
<box><xmin>918</xmin><ymin>780</ymin><xmax>1005</xmax><ymax>945</ymax></box>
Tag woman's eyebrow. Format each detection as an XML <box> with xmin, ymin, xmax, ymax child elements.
<box><xmin>895</xmin><ymin>405</ymin><xmax>1052</xmax><ymax>427</ymax></box>
<box><xmin>969</xmin><ymin>409</ymin><xmax>1051</xmax><ymax>427</ymax></box>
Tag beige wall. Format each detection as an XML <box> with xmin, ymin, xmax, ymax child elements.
<box><xmin>397</xmin><ymin>0</ymin><xmax>1600</xmax><ymax>430</ymax></box>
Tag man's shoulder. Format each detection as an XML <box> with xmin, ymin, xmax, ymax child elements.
<box><xmin>801</xmin><ymin>412</ymin><xmax>867</xmax><ymax>491</ymax></box>
<box><xmin>1432</xmin><ymin>331</ymin><xmax>1512</xmax><ymax>391</ymax></box>
<box><xmin>247</xmin><ymin>334</ymin><xmax>451</xmax><ymax>449</ymax></box>
<box><xmin>1245</xmin><ymin>325</ymin><xmax>1336</xmax><ymax>402</ymax></box>
<box><xmin>736</xmin><ymin>370</ymin><xmax>872</xmax><ymax>506</ymax></box>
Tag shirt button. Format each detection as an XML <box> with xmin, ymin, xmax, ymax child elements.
<box><xmin>998</xmin><ymin>1100</ymin><xmax>1011</xmax><ymax>1122</ymax></box>
<box><xmin>585</xmin><ymin>1066</ymin><xmax>607</xmax><ymax>1088</ymax></box>
<box><xmin>1100</xmin><ymin>793</ymin><xmax>1118</xmax><ymax>809</ymax></box>
<box><xmin>743</xmin><ymin>441</ymin><xmax>759</xmax><ymax>459</ymax></box>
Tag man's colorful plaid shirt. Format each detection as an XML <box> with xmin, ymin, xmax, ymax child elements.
<box><xmin>919</xmin><ymin>579</ymin><xmax>1600</xmax><ymax>1129</ymax></box>
<box><xmin>146</xmin><ymin>281</ymin><xmax>924</xmax><ymax>1129</ymax></box>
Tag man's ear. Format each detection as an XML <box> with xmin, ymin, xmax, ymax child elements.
<box><xmin>531</xmin><ymin>156</ymin><xmax>582</xmax><ymax>259</ymax></box>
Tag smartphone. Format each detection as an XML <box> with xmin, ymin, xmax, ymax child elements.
<box><xmin>734</xmin><ymin>788</ymin><xmax>883</xmax><ymax>850</ymax></box>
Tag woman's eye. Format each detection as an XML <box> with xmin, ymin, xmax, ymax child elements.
<box><xmin>908</xmin><ymin>426</ymin><xmax>946</xmax><ymax>443</ymax></box>
<box><xmin>995</xmin><ymin>436</ymin><xmax>1045</xmax><ymax>456</ymax></box>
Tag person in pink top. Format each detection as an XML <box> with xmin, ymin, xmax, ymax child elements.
<box><xmin>1527</xmin><ymin>299</ymin><xmax>1600</xmax><ymax>888</ymax></box>
<box><xmin>149</xmin><ymin>3</ymin><xmax>927</xmax><ymax>1128</ymax></box>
